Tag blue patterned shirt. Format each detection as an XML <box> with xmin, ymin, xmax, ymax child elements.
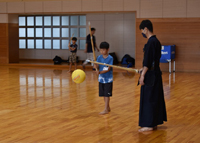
<box><xmin>97</xmin><ymin>55</ymin><xmax>113</xmax><ymax>83</ymax></box>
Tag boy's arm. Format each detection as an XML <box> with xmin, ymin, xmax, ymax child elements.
<box><xmin>70</xmin><ymin>47</ymin><xmax>76</xmax><ymax>51</ymax></box>
<box><xmin>95</xmin><ymin>43</ymin><xmax>99</xmax><ymax>52</ymax></box>
<box><xmin>84</xmin><ymin>43</ymin><xmax>88</xmax><ymax>53</ymax></box>
<box><xmin>71</xmin><ymin>46</ymin><xmax>77</xmax><ymax>51</ymax></box>
<box><xmin>139</xmin><ymin>66</ymin><xmax>148</xmax><ymax>85</ymax></box>
<box><xmin>99</xmin><ymin>67</ymin><xmax>111</xmax><ymax>74</ymax></box>
<box><xmin>99</xmin><ymin>58</ymin><xmax>113</xmax><ymax>74</ymax></box>
<box><xmin>93</xmin><ymin>37</ymin><xmax>99</xmax><ymax>52</ymax></box>
<box><xmin>68</xmin><ymin>44</ymin><xmax>72</xmax><ymax>50</ymax></box>
<box><xmin>93</xmin><ymin>64</ymin><xmax>99</xmax><ymax>69</ymax></box>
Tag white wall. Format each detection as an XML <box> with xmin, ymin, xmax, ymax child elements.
<box><xmin>86</xmin><ymin>13</ymin><xmax>136</xmax><ymax>61</ymax></box>
<box><xmin>0</xmin><ymin>14</ymin><xmax>8</xmax><ymax>23</ymax></box>
<box><xmin>2</xmin><ymin>0</ymin><xmax>200</xmax><ymax>18</ymax></box>
<box><xmin>19</xmin><ymin>13</ymin><xmax>136</xmax><ymax>61</ymax></box>
<box><xmin>19</xmin><ymin>49</ymin><xmax>87</xmax><ymax>60</ymax></box>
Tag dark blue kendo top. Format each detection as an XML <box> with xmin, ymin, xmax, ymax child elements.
<box><xmin>86</xmin><ymin>34</ymin><xmax>96</xmax><ymax>53</ymax></box>
<box><xmin>143</xmin><ymin>35</ymin><xmax>161</xmax><ymax>71</ymax></box>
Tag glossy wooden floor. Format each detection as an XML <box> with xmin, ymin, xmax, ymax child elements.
<box><xmin>0</xmin><ymin>66</ymin><xmax>199</xmax><ymax>143</ymax></box>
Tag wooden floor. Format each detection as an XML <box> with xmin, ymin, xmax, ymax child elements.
<box><xmin>0</xmin><ymin>66</ymin><xmax>200</xmax><ymax>143</ymax></box>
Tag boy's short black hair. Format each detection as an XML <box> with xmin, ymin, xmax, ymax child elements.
<box><xmin>72</xmin><ymin>37</ymin><xmax>77</xmax><ymax>41</ymax></box>
<box><xmin>100</xmin><ymin>42</ymin><xmax>109</xmax><ymax>49</ymax></box>
<box><xmin>91</xmin><ymin>28</ymin><xmax>96</xmax><ymax>31</ymax></box>
<box><xmin>139</xmin><ymin>20</ymin><xmax>153</xmax><ymax>33</ymax></box>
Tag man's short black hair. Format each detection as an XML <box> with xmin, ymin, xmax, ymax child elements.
<box><xmin>72</xmin><ymin>37</ymin><xmax>77</xmax><ymax>41</ymax></box>
<box><xmin>139</xmin><ymin>20</ymin><xmax>153</xmax><ymax>33</ymax></box>
<box><xmin>91</xmin><ymin>28</ymin><xmax>96</xmax><ymax>31</ymax></box>
<box><xmin>100</xmin><ymin>42</ymin><xmax>109</xmax><ymax>49</ymax></box>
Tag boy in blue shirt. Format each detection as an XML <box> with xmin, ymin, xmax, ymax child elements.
<box><xmin>94</xmin><ymin>42</ymin><xmax>113</xmax><ymax>115</ymax></box>
<box><xmin>68</xmin><ymin>37</ymin><xmax>78</xmax><ymax>72</ymax></box>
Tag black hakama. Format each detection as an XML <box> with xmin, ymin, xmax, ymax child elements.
<box><xmin>139</xmin><ymin>35</ymin><xmax>167</xmax><ymax>127</ymax></box>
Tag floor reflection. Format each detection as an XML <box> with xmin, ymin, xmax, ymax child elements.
<box><xmin>19</xmin><ymin>68</ymin><xmax>70</xmax><ymax>107</ymax></box>
<box><xmin>98</xmin><ymin>115</ymin><xmax>113</xmax><ymax>143</ymax></box>
<box><xmin>138</xmin><ymin>129</ymin><xmax>167</xmax><ymax>143</ymax></box>
<box><xmin>53</xmin><ymin>69</ymin><xmax>62</xmax><ymax>76</ymax></box>
<box><xmin>0</xmin><ymin>67</ymin><xmax>199</xmax><ymax>142</ymax></box>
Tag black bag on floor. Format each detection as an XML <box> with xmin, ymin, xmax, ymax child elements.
<box><xmin>127</xmin><ymin>56</ymin><xmax>135</xmax><ymax>66</ymax></box>
<box><xmin>109</xmin><ymin>52</ymin><xmax>119</xmax><ymax>65</ymax></box>
<box><xmin>121</xmin><ymin>54</ymin><xmax>135</xmax><ymax>67</ymax></box>
<box><xmin>121</xmin><ymin>54</ymin><xmax>130</xmax><ymax>65</ymax></box>
<box><xmin>53</xmin><ymin>56</ymin><xmax>63</xmax><ymax>65</ymax></box>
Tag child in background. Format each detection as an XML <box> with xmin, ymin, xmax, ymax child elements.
<box><xmin>68</xmin><ymin>37</ymin><xmax>78</xmax><ymax>72</ymax></box>
<box><xmin>94</xmin><ymin>42</ymin><xmax>113</xmax><ymax>115</ymax></box>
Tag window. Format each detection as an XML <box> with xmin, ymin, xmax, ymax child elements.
<box><xmin>19</xmin><ymin>15</ymin><xmax>86</xmax><ymax>49</ymax></box>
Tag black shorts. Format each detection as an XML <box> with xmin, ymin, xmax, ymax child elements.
<box><xmin>99</xmin><ymin>82</ymin><xmax>113</xmax><ymax>97</ymax></box>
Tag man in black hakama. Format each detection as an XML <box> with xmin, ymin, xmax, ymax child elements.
<box><xmin>138</xmin><ymin>20</ymin><xmax>167</xmax><ymax>132</ymax></box>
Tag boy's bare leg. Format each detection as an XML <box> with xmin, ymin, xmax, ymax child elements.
<box><xmin>99</xmin><ymin>97</ymin><xmax>110</xmax><ymax>115</ymax></box>
<box><xmin>108</xmin><ymin>105</ymin><xmax>111</xmax><ymax>112</ymax></box>
<box><xmin>69</xmin><ymin>63</ymin><xmax>72</xmax><ymax>72</ymax></box>
<box><xmin>75</xmin><ymin>63</ymin><xmax>77</xmax><ymax>70</ymax></box>
<box><xmin>104</xmin><ymin>97</ymin><xmax>111</xmax><ymax>112</ymax></box>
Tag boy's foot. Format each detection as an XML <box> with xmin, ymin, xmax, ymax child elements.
<box><xmin>99</xmin><ymin>110</ymin><xmax>109</xmax><ymax>115</ymax></box>
<box><xmin>138</xmin><ymin>127</ymin><xmax>153</xmax><ymax>132</ymax></box>
<box><xmin>108</xmin><ymin>107</ymin><xmax>111</xmax><ymax>112</ymax></box>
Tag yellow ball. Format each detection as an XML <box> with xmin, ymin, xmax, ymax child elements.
<box><xmin>72</xmin><ymin>69</ymin><xmax>86</xmax><ymax>84</ymax></box>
